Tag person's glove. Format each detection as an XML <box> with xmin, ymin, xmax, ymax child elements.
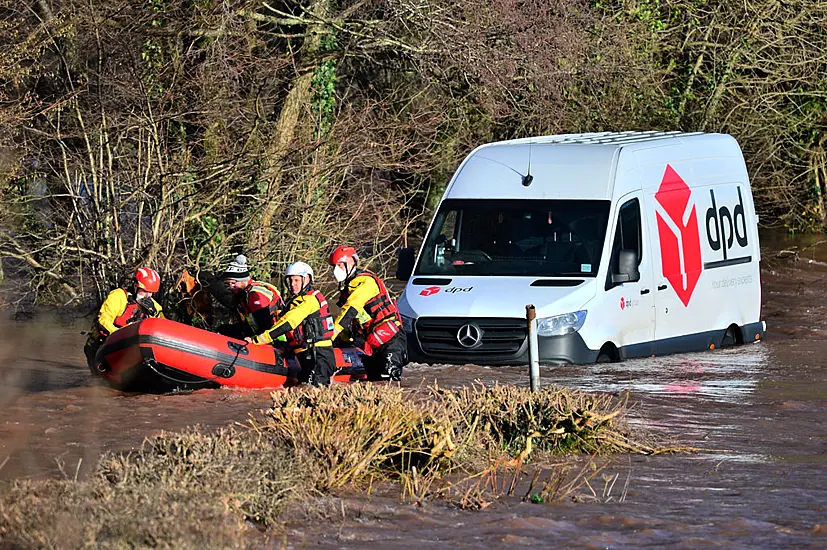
<box><xmin>137</xmin><ymin>297</ymin><xmax>157</xmax><ymax>316</ymax></box>
<box><xmin>361</xmin><ymin>341</ymin><xmax>375</xmax><ymax>356</ymax></box>
<box><xmin>348</xmin><ymin>335</ymin><xmax>371</xmax><ymax>355</ymax></box>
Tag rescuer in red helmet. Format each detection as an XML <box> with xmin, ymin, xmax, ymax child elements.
<box><xmin>328</xmin><ymin>245</ymin><xmax>407</xmax><ymax>381</ymax></box>
<box><xmin>84</xmin><ymin>267</ymin><xmax>165</xmax><ymax>374</ymax></box>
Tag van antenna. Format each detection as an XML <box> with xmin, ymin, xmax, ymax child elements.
<box><xmin>522</xmin><ymin>141</ymin><xmax>534</xmax><ymax>187</ymax></box>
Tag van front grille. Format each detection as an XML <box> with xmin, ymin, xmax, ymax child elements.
<box><xmin>415</xmin><ymin>317</ymin><xmax>527</xmax><ymax>359</ymax></box>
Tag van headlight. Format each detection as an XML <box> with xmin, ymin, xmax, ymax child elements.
<box><xmin>400</xmin><ymin>314</ymin><xmax>415</xmax><ymax>333</ymax></box>
<box><xmin>536</xmin><ymin>310</ymin><xmax>587</xmax><ymax>337</ymax></box>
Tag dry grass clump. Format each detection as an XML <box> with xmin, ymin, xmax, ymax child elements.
<box><xmin>0</xmin><ymin>427</ymin><xmax>310</xmax><ymax>549</ymax></box>
<box><xmin>0</xmin><ymin>477</ymin><xmax>250</xmax><ymax>549</ymax></box>
<box><xmin>439</xmin><ymin>383</ymin><xmax>653</xmax><ymax>458</ymax></box>
<box><xmin>0</xmin><ymin>383</ymin><xmax>658</xmax><ymax>548</ymax></box>
<box><xmin>261</xmin><ymin>383</ymin><xmax>651</xmax><ymax>490</ymax></box>
<box><xmin>95</xmin><ymin>427</ymin><xmax>313</xmax><ymax>526</ymax></box>
<box><xmin>263</xmin><ymin>383</ymin><xmax>457</xmax><ymax>489</ymax></box>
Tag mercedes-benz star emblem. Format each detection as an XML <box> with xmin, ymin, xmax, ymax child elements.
<box><xmin>456</xmin><ymin>323</ymin><xmax>483</xmax><ymax>348</ymax></box>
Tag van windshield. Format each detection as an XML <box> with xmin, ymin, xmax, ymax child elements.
<box><xmin>416</xmin><ymin>199</ymin><xmax>611</xmax><ymax>277</ymax></box>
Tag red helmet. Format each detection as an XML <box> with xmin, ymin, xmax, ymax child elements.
<box><xmin>134</xmin><ymin>267</ymin><xmax>161</xmax><ymax>293</ymax></box>
<box><xmin>329</xmin><ymin>245</ymin><xmax>359</xmax><ymax>266</ymax></box>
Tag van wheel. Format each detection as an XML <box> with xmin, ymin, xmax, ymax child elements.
<box><xmin>596</xmin><ymin>345</ymin><xmax>617</xmax><ymax>363</ymax></box>
<box><xmin>720</xmin><ymin>325</ymin><xmax>741</xmax><ymax>348</ymax></box>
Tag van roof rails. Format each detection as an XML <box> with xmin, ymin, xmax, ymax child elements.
<box><xmin>507</xmin><ymin>130</ymin><xmax>706</xmax><ymax>147</ymax></box>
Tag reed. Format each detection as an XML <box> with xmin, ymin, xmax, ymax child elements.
<box><xmin>262</xmin><ymin>383</ymin><xmax>457</xmax><ymax>489</ymax></box>
<box><xmin>259</xmin><ymin>382</ymin><xmax>658</xmax><ymax>495</ymax></box>
<box><xmin>437</xmin><ymin>382</ymin><xmax>642</xmax><ymax>456</ymax></box>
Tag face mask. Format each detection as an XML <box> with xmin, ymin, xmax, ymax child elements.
<box><xmin>333</xmin><ymin>265</ymin><xmax>348</xmax><ymax>283</ymax></box>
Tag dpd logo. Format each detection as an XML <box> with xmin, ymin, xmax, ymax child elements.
<box><xmin>444</xmin><ymin>287</ymin><xmax>473</xmax><ymax>294</ymax></box>
<box><xmin>654</xmin><ymin>165</ymin><xmax>703</xmax><ymax>307</ymax></box>
<box><xmin>619</xmin><ymin>297</ymin><xmax>638</xmax><ymax>310</ymax></box>
<box><xmin>419</xmin><ymin>286</ymin><xmax>473</xmax><ymax>297</ymax></box>
<box><xmin>706</xmin><ymin>187</ymin><xmax>749</xmax><ymax>262</ymax></box>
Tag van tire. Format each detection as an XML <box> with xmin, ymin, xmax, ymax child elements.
<box><xmin>720</xmin><ymin>325</ymin><xmax>742</xmax><ymax>348</ymax></box>
<box><xmin>596</xmin><ymin>345</ymin><xmax>618</xmax><ymax>363</ymax></box>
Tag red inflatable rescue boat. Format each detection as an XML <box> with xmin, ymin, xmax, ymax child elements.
<box><xmin>93</xmin><ymin>317</ymin><xmax>366</xmax><ymax>391</ymax></box>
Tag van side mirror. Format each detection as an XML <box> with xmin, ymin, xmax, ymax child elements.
<box><xmin>396</xmin><ymin>247</ymin><xmax>415</xmax><ymax>281</ymax></box>
<box><xmin>611</xmin><ymin>249</ymin><xmax>640</xmax><ymax>284</ymax></box>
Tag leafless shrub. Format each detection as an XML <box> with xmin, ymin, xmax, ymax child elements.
<box><xmin>3</xmin><ymin>0</ymin><xmax>826</xmax><ymax>306</ymax></box>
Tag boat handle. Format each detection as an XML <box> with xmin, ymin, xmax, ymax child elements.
<box><xmin>212</xmin><ymin>364</ymin><xmax>236</xmax><ymax>378</ymax></box>
<box><xmin>227</xmin><ymin>341</ymin><xmax>249</xmax><ymax>355</ymax></box>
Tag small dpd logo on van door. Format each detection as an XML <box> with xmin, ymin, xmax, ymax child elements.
<box><xmin>654</xmin><ymin>165</ymin><xmax>703</xmax><ymax>307</ymax></box>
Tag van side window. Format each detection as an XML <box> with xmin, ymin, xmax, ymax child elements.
<box><xmin>441</xmin><ymin>210</ymin><xmax>458</xmax><ymax>242</ymax></box>
<box><xmin>606</xmin><ymin>198</ymin><xmax>642</xmax><ymax>290</ymax></box>
<box><xmin>432</xmin><ymin>210</ymin><xmax>458</xmax><ymax>267</ymax></box>
<box><xmin>615</xmin><ymin>198</ymin><xmax>642</xmax><ymax>263</ymax></box>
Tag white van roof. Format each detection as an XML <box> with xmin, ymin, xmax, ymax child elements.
<box><xmin>445</xmin><ymin>131</ymin><xmax>732</xmax><ymax>201</ymax></box>
<box><xmin>492</xmin><ymin>130</ymin><xmax>702</xmax><ymax>146</ymax></box>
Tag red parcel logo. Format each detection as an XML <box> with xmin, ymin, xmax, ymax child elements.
<box><xmin>654</xmin><ymin>165</ymin><xmax>703</xmax><ymax>307</ymax></box>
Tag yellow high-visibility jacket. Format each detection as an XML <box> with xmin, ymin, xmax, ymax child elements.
<box><xmin>333</xmin><ymin>271</ymin><xmax>400</xmax><ymax>342</ymax></box>
<box><xmin>253</xmin><ymin>291</ymin><xmax>334</xmax><ymax>352</ymax></box>
<box><xmin>96</xmin><ymin>288</ymin><xmax>164</xmax><ymax>336</ymax></box>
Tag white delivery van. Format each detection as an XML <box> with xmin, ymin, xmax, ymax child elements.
<box><xmin>395</xmin><ymin>131</ymin><xmax>765</xmax><ymax>365</ymax></box>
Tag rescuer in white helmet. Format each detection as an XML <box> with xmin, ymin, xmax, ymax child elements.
<box><xmin>249</xmin><ymin>261</ymin><xmax>336</xmax><ymax>386</ymax></box>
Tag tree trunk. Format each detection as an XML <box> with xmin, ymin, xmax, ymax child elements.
<box><xmin>251</xmin><ymin>0</ymin><xmax>331</xmax><ymax>257</ymax></box>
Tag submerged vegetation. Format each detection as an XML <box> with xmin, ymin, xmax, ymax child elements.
<box><xmin>0</xmin><ymin>383</ymin><xmax>665</xmax><ymax>548</ymax></box>
<box><xmin>1</xmin><ymin>1</ymin><xmax>826</xmax><ymax>305</ymax></box>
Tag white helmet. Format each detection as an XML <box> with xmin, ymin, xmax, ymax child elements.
<box><xmin>285</xmin><ymin>261</ymin><xmax>314</xmax><ymax>280</ymax></box>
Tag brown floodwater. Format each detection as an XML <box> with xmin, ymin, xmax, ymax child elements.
<box><xmin>1</xmin><ymin>232</ymin><xmax>826</xmax><ymax>548</ymax></box>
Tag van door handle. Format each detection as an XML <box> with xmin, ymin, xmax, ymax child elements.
<box><xmin>640</xmin><ymin>288</ymin><xmax>650</xmax><ymax>295</ymax></box>
<box><xmin>658</xmin><ymin>284</ymin><xmax>667</xmax><ymax>291</ymax></box>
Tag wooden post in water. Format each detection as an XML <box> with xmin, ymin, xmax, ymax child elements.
<box><xmin>526</xmin><ymin>304</ymin><xmax>540</xmax><ymax>392</ymax></box>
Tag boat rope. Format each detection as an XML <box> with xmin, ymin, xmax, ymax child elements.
<box><xmin>145</xmin><ymin>340</ymin><xmax>249</xmax><ymax>387</ymax></box>
<box><xmin>146</xmin><ymin>360</ymin><xmax>221</xmax><ymax>386</ymax></box>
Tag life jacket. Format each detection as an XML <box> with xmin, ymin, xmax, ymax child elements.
<box><xmin>342</xmin><ymin>270</ymin><xmax>401</xmax><ymax>345</ymax></box>
<box><xmin>97</xmin><ymin>288</ymin><xmax>151</xmax><ymax>337</ymax></box>
<box><xmin>284</xmin><ymin>290</ymin><xmax>335</xmax><ymax>350</ymax></box>
<box><xmin>238</xmin><ymin>281</ymin><xmax>283</xmax><ymax>330</ymax></box>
